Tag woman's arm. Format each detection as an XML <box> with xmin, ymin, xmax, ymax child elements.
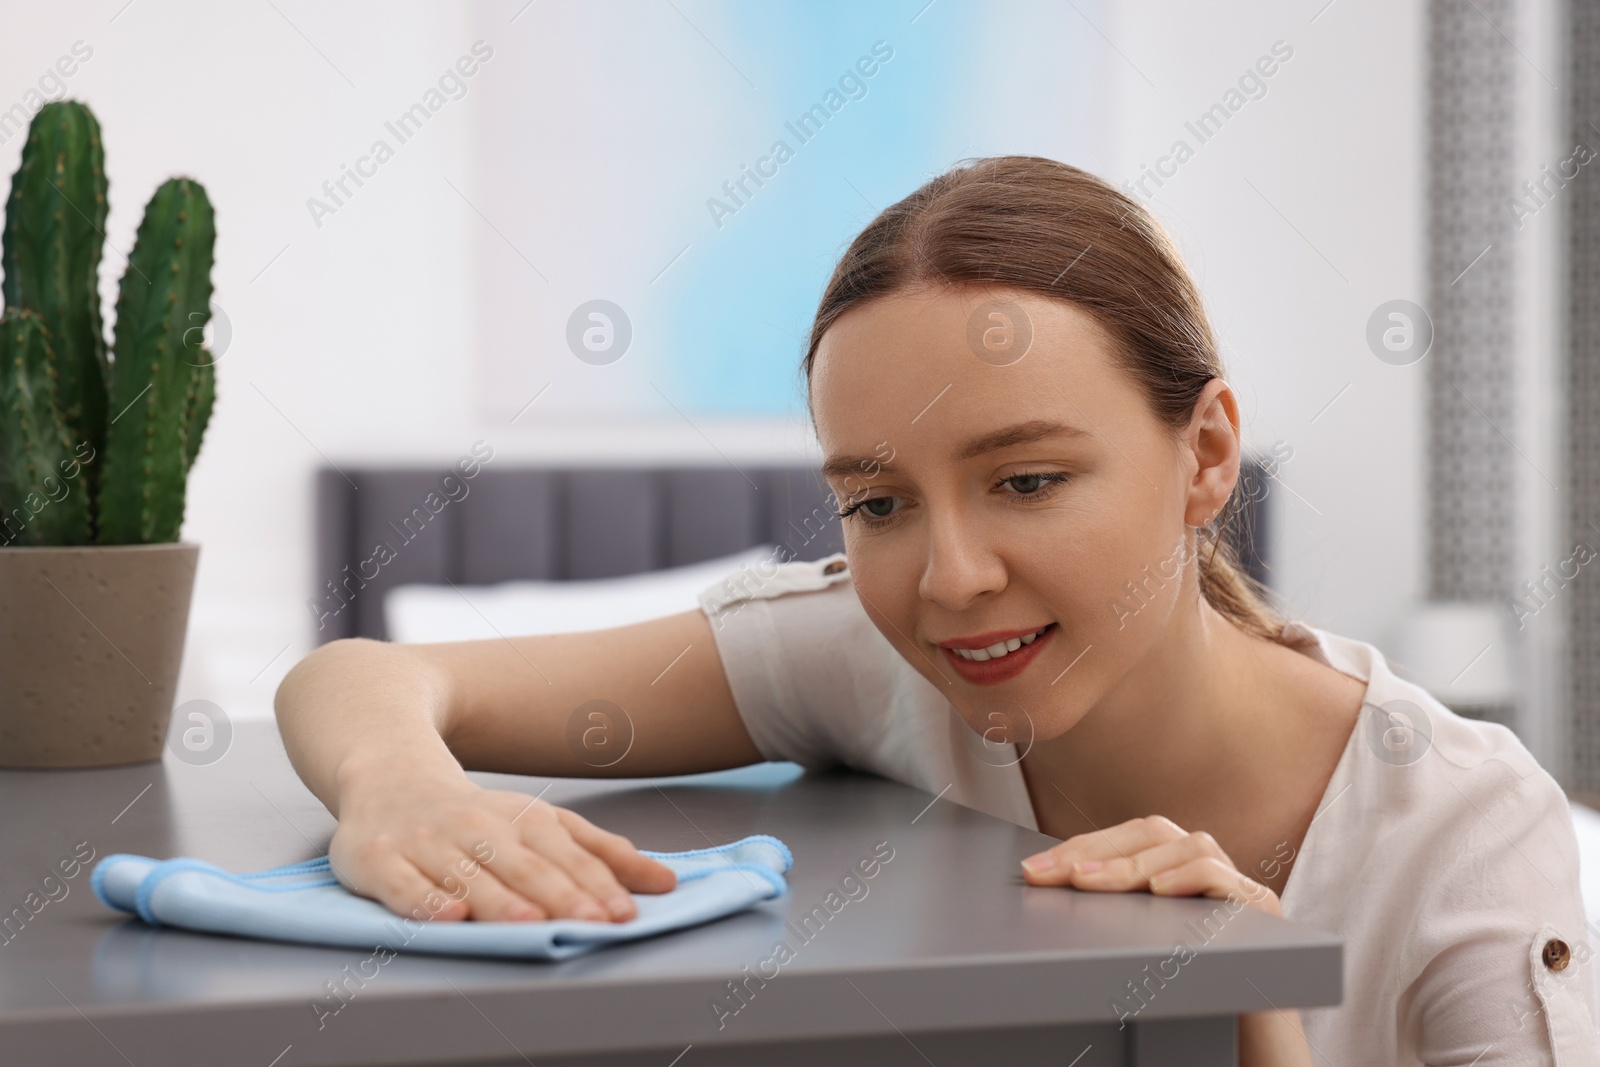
<box><xmin>276</xmin><ymin>606</ymin><xmax>763</xmax><ymax>801</ymax></box>
<box><xmin>273</xmin><ymin>607</ymin><xmax>765</xmax><ymax>922</ymax></box>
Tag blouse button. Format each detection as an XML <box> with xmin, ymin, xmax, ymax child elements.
<box><xmin>822</xmin><ymin>559</ymin><xmax>847</xmax><ymax>575</ymax></box>
<box><xmin>1543</xmin><ymin>938</ymin><xmax>1571</xmax><ymax>972</ymax></box>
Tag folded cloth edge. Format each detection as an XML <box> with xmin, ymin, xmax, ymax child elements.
<box><xmin>640</xmin><ymin>833</ymin><xmax>794</xmax><ymax>869</ymax></box>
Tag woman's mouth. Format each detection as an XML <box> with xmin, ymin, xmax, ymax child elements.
<box><xmin>939</xmin><ymin>623</ymin><xmax>1057</xmax><ymax>685</ymax></box>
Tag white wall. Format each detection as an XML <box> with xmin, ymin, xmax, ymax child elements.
<box><xmin>2</xmin><ymin>1</ymin><xmax>1558</xmax><ymax>765</ymax></box>
<box><xmin>1507</xmin><ymin>0</ymin><xmax>1571</xmax><ymax>775</ymax></box>
<box><xmin>1098</xmin><ymin>0</ymin><xmax>1429</xmax><ymax>649</ymax></box>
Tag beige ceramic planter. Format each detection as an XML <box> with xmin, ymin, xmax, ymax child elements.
<box><xmin>0</xmin><ymin>542</ymin><xmax>199</xmax><ymax>768</ymax></box>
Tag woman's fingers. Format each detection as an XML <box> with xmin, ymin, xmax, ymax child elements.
<box><xmin>371</xmin><ymin>828</ymin><xmax>637</xmax><ymax>925</ymax></box>
<box><xmin>387</xmin><ymin>803</ymin><xmax>613</xmax><ymax>923</ymax></box>
<box><xmin>1036</xmin><ymin>829</ymin><xmax>1233</xmax><ymax>889</ymax></box>
<box><xmin>467</xmin><ymin>834</ymin><xmax>618</xmax><ymax>922</ymax></box>
<box><xmin>337</xmin><ymin>833</ymin><xmax>510</xmax><ymax>923</ymax></box>
<box><xmin>331</xmin><ymin>778</ymin><xmax>680</xmax><ymax>925</ymax></box>
<box><xmin>1018</xmin><ymin>815</ymin><xmax>1282</xmax><ymax>916</ymax></box>
<box><xmin>420</xmin><ymin>848</ymin><xmax>552</xmax><ymax>923</ymax></box>
<box><xmin>338</xmin><ymin>843</ymin><xmax>472</xmax><ymax>923</ymax></box>
<box><xmin>1144</xmin><ymin>855</ymin><xmax>1281</xmax><ymax>915</ymax></box>
<box><xmin>331</xmin><ymin>767</ymin><xmax>688</xmax><ymax>927</ymax></box>
<box><xmin>489</xmin><ymin>794</ymin><xmax>673</xmax><ymax>922</ymax></box>
<box><xmin>555</xmin><ymin>807</ymin><xmax>678</xmax><ymax>895</ymax></box>
<box><xmin>517</xmin><ymin>815</ymin><xmax>646</xmax><ymax>922</ymax></box>
<box><xmin>1020</xmin><ymin>815</ymin><xmax>1191</xmax><ymax>883</ymax></box>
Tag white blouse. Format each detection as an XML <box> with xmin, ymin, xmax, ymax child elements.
<box><xmin>696</xmin><ymin>551</ymin><xmax>1600</xmax><ymax>1065</ymax></box>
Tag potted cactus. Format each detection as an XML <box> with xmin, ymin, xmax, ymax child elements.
<box><xmin>0</xmin><ymin>100</ymin><xmax>216</xmax><ymax>768</ymax></box>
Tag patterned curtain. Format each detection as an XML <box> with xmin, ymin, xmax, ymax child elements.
<box><xmin>1568</xmin><ymin>0</ymin><xmax>1600</xmax><ymax>791</ymax></box>
<box><xmin>1426</xmin><ymin>0</ymin><xmax>1519</xmax><ymax>730</ymax></box>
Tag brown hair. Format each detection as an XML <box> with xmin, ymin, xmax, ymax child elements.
<box><xmin>802</xmin><ymin>154</ymin><xmax>1307</xmax><ymax>650</ymax></box>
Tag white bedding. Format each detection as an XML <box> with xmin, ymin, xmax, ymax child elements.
<box><xmin>383</xmin><ymin>544</ymin><xmax>781</xmax><ymax>644</ymax></box>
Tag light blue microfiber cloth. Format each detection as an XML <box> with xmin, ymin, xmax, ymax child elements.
<box><xmin>91</xmin><ymin>834</ymin><xmax>792</xmax><ymax>960</ymax></box>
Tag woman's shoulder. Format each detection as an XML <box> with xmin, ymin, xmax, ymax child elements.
<box><xmin>696</xmin><ymin>549</ymin><xmax>854</xmax><ymax>617</ymax></box>
<box><xmin>1288</xmin><ymin>621</ymin><xmax>1583</xmax><ymax>930</ymax></box>
<box><xmin>694</xmin><ymin>550</ymin><xmax>1030</xmax><ymax>821</ymax></box>
<box><xmin>1287</xmin><ymin>621</ymin><xmax>1557</xmax><ymax>804</ymax></box>
<box><xmin>1285</xmin><ymin>623</ymin><xmax>1599</xmax><ymax>1060</ymax></box>
<box><xmin>695</xmin><ymin>549</ymin><xmax>923</xmax><ymax>711</ymax></box>
<box><xmin>694</xmin><ymin>550</ymin><xmax>937</xmax><ymax>769</ymax></box>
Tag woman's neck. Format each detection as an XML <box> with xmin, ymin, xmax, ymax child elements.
<box><xmin>1017</xmin><ymin>597</ymin><xmax>1364</xmax><ymax>889</ymax></box>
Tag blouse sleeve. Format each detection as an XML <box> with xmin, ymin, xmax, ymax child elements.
<box><xmin>695</xmin><ymin>551</ymin><xmax>867</xmax><ymax>771</ymax></box>
<box><xmin>1405</xmin><ymin>757</ymin><xmax>1600</xmax><ymax>1065</ymax></box>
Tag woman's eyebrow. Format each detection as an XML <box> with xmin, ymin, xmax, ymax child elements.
<box><xmin>821</xmin><ymin>419</ymin><xmax>1090</xmax><ymax>478</ymax></box>
<box><xmin>954</xmin><ymin>419</ymin><xmax>1091</xmax><ymax>461</ymax></box>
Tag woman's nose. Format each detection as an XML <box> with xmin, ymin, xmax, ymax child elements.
<box><xmin>917</xmin><ymin>513</ymin><xmax>1008</xmax><ymax>609</ymax></box>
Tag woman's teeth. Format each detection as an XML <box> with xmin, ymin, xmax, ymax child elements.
<box><xmin>951</xmin><ymin>625</ymin><xmax>1050</xmax><ymax>662</ymax></box>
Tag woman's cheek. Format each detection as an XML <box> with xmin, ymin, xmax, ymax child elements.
<box><xmin>1049</xmin><ymin>525</ymin><xmax>1172</xmax><ymax>646</ymax></box>
<box><xmin>847</xmin><ymin>563</ymin><xmax>920</xmax><ymax>657</ymax></box>
<box><xmin>1104</xmin><ymin>530</ymin><xmax>1193</xmax><ymax>645</ymax></box>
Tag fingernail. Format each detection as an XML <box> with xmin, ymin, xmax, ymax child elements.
<box><xmin>1022</xmin><ymin>854</ymin><xmax>1055</xmax><ymax>872</ymax></box>
<box><xmin>604</xmin><ymin>893</ymin><xmax>635</xmax><ymax>920</ymax></box>
<box><xmin>1073</xmin><ymin>860</ymin><xmax>1102</xmax><ymax>874</ymax></box>
<box><xmin>573</xmin><ymin>900</ymin><xmax>606</xmax><ymax>922</ymax></box>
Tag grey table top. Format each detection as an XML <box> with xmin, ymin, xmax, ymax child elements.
<box><xmin>0</xmin><ymin>720</ymin><xmax>1341</xmax><ymax>1064</ymax></box>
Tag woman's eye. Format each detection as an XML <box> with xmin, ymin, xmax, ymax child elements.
<box><xmin>838</xmin><ymin>472</ymin><xmax>1068</xmax><ymax>528</ymax></box>
<box><xmin>838</xmin><ymin>495</ymin><xmax>900</xmax><ymax>525</ymax></box>
<box><xmin>999</xmin><ymin>471</ymin><xmax>1070</xmax><ymax>497</ymax></box>
<box><xmin>1007</xmin><ymin>474</ymin><xmax>1050</xmax><ymax>494</ymax></box>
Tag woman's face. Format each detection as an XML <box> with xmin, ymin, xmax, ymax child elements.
<box><xmin>812</xmin><ymin>284</ymin><xmax>1232</xmax><ymax>746</ymax></box>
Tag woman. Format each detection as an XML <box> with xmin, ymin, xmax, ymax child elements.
<box><xmin>275</xmin><ymin>156</ymin><xmax>1598</xmax><ymax>1064</ymax></box>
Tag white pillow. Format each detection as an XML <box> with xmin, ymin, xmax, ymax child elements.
<box><xmin>383</xmin><ymin>544</ymin><xmax>781</xmax><ymax>644</ymax></box>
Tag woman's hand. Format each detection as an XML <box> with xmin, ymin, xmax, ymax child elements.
<box><xmin>1019</xmin><ymin>813</ymin><xmax>1282</xmax><ymax>914</ymax></box>
<box><xmin>329</xmin><ymin>762</ymin><xmax>677</xmax><ymax>924</ymax></box>
<box><xmin>1019</xmin><ymin>815</ymin><xmax>1314</xmax><ymax>1067</ymax></box>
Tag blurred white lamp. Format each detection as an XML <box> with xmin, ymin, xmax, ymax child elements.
<box><xmin>1387</xmin><ymin>601</ymin><xmax>1516</xmax><ymax>707</ymax></box>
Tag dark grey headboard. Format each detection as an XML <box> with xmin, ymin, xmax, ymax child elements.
<box><xmin>310</xmin><ymin>459</ymin><xmax>1270</xmax><ymax>643</ymax></box>
<box><xmin>310</xmin><ymin>466</ymin><xmax>845</xmax><ymax>643</ymax></box>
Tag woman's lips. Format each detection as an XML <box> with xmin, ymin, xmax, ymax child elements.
<box><xmin>940</xmin><ymin>623</ymin><xmax>1056</xmax><ymax>685</ymax></box>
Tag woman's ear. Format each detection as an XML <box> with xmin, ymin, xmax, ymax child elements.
<box><xmin>1181</xmin><ymin>378</ymin><xmax>1241</xmax><ymax>526</ymax></box>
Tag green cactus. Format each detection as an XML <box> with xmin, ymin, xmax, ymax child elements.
<box><xmin>183</xmin><ymin>347</ymin><xmax>216</xmax><ymax>471</ymax></box>
<box><xmin>0</xmin><ymin>101</ymin><xmax>216</xmax><ymax>547</ymax></box>
<box><xmin>100</xmin><ymin>179</ymin><xmax>216</xmax><ymax>544</ymax></box>
<box><xmin>0</xmin><ymin>309</ymin><xmax>93</xmax><ymax>545</ymax></box>
<box><xmin>1</xmin><ymin>102</ymin><xmax>109</xmax><ymax>501</ymax></box>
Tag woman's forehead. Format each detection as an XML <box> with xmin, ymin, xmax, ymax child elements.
<box><xmin>811</xmin><ymin>288</ymin><xmax>1133</xmax><ymax>438</ymax></box>
<box><xmin>816</xmin><ymin>289</ymin><xmax>1115</xmax><ymax>376</ymax></box>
